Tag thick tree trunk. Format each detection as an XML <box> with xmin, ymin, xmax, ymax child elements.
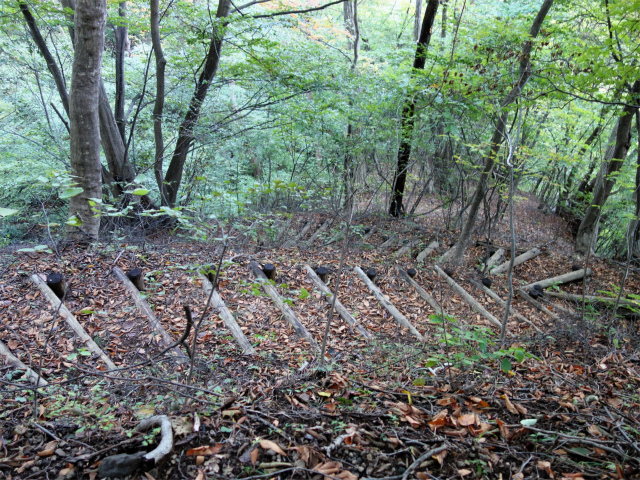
<box><xmin>448</xmin><ymin>0</ymin><xmax>554</xmax><ymax>264</ymax></box>
<box><xmin>389</xmin><ymin>0</ymin><xmax>440</xmax><ymax>217</ymax></box>
<box><xmin>576</xmin><ymin>80</ymin><xmax>640</xmax><ymax>253</ymax></box>
<box><xmin>66</xmin><ymin>0</ymin><xmax>106</xmax><ymax>240</ymax></box>
<box><xmin>164</xmin><ymin>0</ymin><xmax>231</xmax><ymax>207</ymax></box>
<box><xmin>151</xmin><ymin>0</ymin><xmax>168</xmax><ymax>204</ymax></box>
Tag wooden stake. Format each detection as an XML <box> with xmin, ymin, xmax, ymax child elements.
<box><xmin>516</xmin><ymin>288</ymin><xmax>560</xmax><ymax>321</ymax></box>
<box><xmin>485</xmin><ymin>248</ymin><xmax>505</xmax><ymax>270</ymax></box>
<box><xmin>362</xmin><ymin>226</ymin><xmax>377</xmax><ymax>242</ymax></box>
<box><xmin>46</xmin><ymin>273</ymin><xmax>66</xmax><ymax>299</ymax></box>
<box><xmin>491</xmin><ymin>248</ymin><xmax>542</xmax><ymax>274</ymax></box>
<box><xmin>126</xmin><ymin>268</ymin><xmax>145</xmax><ymax>291</ymax></box>
<box><xmin>396</xmin><ymin>267</ymin><xmax>442</xmax><ymax>312</ymax></box>
<box><xmin>416</xmin><ymin>241</ymin><xmax>439</xmax><ymax>263</ymax></box>
<box><xmin>304</xmin><ymin>265</ymin><xmax>371</xmax><ymax>339</ymax></box>
<box><xmin>31</xmin><ymin>274</ymin><xmax>117</xmax><ymax>371</ymax></box>
<box><xmin>432</xmin><ymin>266</ymin><xmax>501</xmax><ymax>328</ymax></box>
<box><xmin>394</xmin><ymin>239</ymin><xmax>420</xmax><ymax>257</ymax></box>
<box><xmin>468</xmin><ymin>279</ymin><xmax>543</xmax><ymax>334</ymax></box>
<box><xmin>262</xmin><ymin>263</ymin><xmax>276</xmax><ymax>280</ymax></box>
<box><xmin>113</xmin><ymin>267</ymin><xmax>184</xmax><ymax>358</ymax></box>
<box><xmin>378</xmin><ymin>234</ymin><xmax>398</xmax><ymax>250</ymax></box>
<box><xmin>0</xmin><ymin>339</ymin><xmax>48</xmax><ymax>387</ymax></box>
<box><xmin>305</xmin><ymin>219</ymin><xmax>332</xmax><ymax>247</ymax></box>
<box><xmin>248</xmin><ymin>261</ymin><xmax>320</xmax><ymax>352</ymax></box>
<box><xmin>521</xmin><ymin>268</ymin><xmax>591</xmax><ymax>290</ymax></box>
<box><xmin>354</xmin><ymin>267</ymin><xmax>424</xmax><ymax>341</ymax></box>
<box><xmin>200</xmin><ymin>276</ymin><xmax>256</xmax><ymax>355</ymax></box>
<box><xmin>315</xmin><ymin>266</ymin><xmax>328</xmax><ymax>283</ymax></box>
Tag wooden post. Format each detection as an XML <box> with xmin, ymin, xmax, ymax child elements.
<box><xmin>378</xmin><ymin>234</ymin><xmax>398</xmax><ymax>250</ymax></box>
<box><xmin>113</xmin><ymin>267</ymin><xmax>184</xmax><ymax>358</ymax></box>
<box><xmin>394</xmin><ymin>239</ymin><xmax>420</xmax><ymax>257</ymax></box>
<box><xmin>485</xmin><ymin>248</ymin><xmax>505</xmax><ymax>270</ymax></box>
<box><xmin>521</xmin><ymin>268</ymin><xmax>591</xmax><ymax>290</ymax></box>
<box><xmin>315</xmin><ymin>266</ymin><xmax>328</xmax><ymax>283</ymax></box>
<box><xmin>354</xmin><ymin>267</ymin><xmax>424</xmax><ymax>341</ymax></box>
<box><xmin>407</xmin><ymin>268</ymin><xmax>417</xmax><ymax>279</ymax></box>
<box><xmin>468</xmin><ymin>279</ymin><xmax>543</xmax><ymax>334</ymax></box>
<box><xmin>46</xmin><ymin>273</ymin><xmax>66</xmax><ymax>299</ymax></box>
<box><xmin>432</xmin><ymin>266</ymin><xmax>501</xmax><ymax>328</ymax></box>
<box><xmin>305</xmin><ymin>219</ymin><xmax>332</xmax><ymax>247</ymax></box>
<box><xmin>0</xmin><ymin>339</ymin><xmax>48</xmax><ymax>387</ymax></box>
<box><xmin>248</xmin><ymin>261</ymin><xmax>320</xmax><ymax>352</ymax></box>
<box><xmin>491</xmin><ymin>248</ymin><xmax>542</xmax><ymax>274</ymax></box>
<box><xmin>31</xmin><ymin>274</ymin><xmax>117</xmax><ymax>371</ymax></box>
<box><xmin>517</xmin><ymin>288</ymin><xmax>560</xmax><ymax>321</ymax></box>
<box><xmin>396</xmin><ymin>267</ymin><xmax>442</xmax><ymax>312</ymax></box>
<box><xmin>263</xmin><ymin>263</ymin><xmax>276</xmax><ymax>280</ymax></box>
<box><xmin>200</xmin><ymin>276</ymin><xmax>256</xmax><ymax>355</ymax></box>
<box><xmin>126</xmin><ymin>268</ymin><xmax>145</xmax><ymax>291</ymax></box>
<box><xmin>416</xmin><ymin>241</ymin><xmax>439</xmax><ymax>263</ymax></box>
<box><xmin>362</xmin><ymin>226</ymin><xmax>377</xmax><ymax>242</ymax></box>
<box><xmin>365</xmin><ymin>268</ymin><xmax>377</xmax><ymax>282</ymax></box>
<box><xmin>304</xmin><ymin>265</ymin><xmax>371</xmax><ymax>339</ymax></box>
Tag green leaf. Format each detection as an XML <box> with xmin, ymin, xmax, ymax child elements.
<box><xmin>66</xmin><ymin>215</ymin><xmax>83</xmax><ymax>227</ymax></box>
<box><xmin>570</xmin><ymin>447</ymin><xmax>591</xmax><ymax>456</ymax></box>
<box><xmin>60</xmin><ymin>187</ymin><xmax>84</xmax><ymax>199</ymax></box>
<box><xmin>131</xmin><ymin>188</ymin><xmax>150</xmax><ymax>196</ymax></box>
<box><xmin>299</xmin><ymin>287</ymin><xmax>309</xmax><ymax>299</ymax></box>
<box><xmin>80</xmin><ymin>309</ymin><xmax>95</xmax><ymax>315</ymax></box>
<box><xmin>520</xmin><ymin>419</ymin><xmax>537</xmax><ymax>426</ymax></box>
<box><xmin>67</xmin><ymin>353</ymin><xmax>78</xmax><ymax>361</ymax></box>
<box><xmin>500</xmin><ymin>358</ymin><xmax>513</xmax><ymax>373</ymax></box>
<box><xmin>513</xmin><ymin>348</ymin><xmax>525</xmax><ymax>363</ymax></box>
<box><xmin>413</xmin><ymin>378</ymin><xmax>426</xmax><ymax>386</ymax></box>
<box><xmin>0</xmin><ymin>207</ymin><xmax>18</xmax><ymax>217</ymax></box>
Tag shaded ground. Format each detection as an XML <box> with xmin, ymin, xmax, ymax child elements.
<box><xmin>1</xmin><ymin>193</ymin><xmax>639</xmax><ymax>480</ymax></box>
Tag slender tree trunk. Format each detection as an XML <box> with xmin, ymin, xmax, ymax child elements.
<box><xmin>559</xmin><ymin>123</ymin><xmax>601</xmax><ymax>209</ymax></box>
<box><xmin>441</xmin><ymin>0</ymin><xmax>447</xmax><ymax>39</ymax></box>
<box><xmin>164</xmin><ymin>0</ymin><xmax>231</xmax><ymax>207</ymax></box>
<box><xmin>389</xmin><ymin>0</ymin><xmax>440</xmax><ymax>217</ymax></box>
<box><xmin>414</xmin><ymin>0</ymin><xmax>422</xmax><ymax>42</ymax></box>
<box><xmin>448</xmin><ymin>0</ymin><xmax>554</xmax><ymax>264</ymax></box>
<box><xmin>114</xmin><ymin>1</ymin><xmax>128</xmax><ymax>143</ymax></box>
<box><xmin>151</xmin><ymin>0</ymin><xmax>168</xmax><ymax>204</ymax></box>
<box><xmin>576</xmin><ymin>80</ymin><xmax>640</xmax><ymax>253</ymax></box>
<box><xmin>343</xmin><ymin>0</ymin><xmax>360</xmax><ymax>211</ymax></box>
<box><xmin>67</xmin><ymin>0</ymin><xmax>106</xmax><ymax>240</ymax></box>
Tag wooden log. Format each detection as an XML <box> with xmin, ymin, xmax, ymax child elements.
<box><xmin>485</xmin><ymin>248</ymin><xmax>505</xmax><ymax>270</ymax></box>
<box><xmin>0</xmin><ymin>339</ymin><xmax>48</xmax><ymax>387</ymax></box>
<box><xmin>31</xmin><ymin>274</ymin><xmax>117</xmax><ymax>371</ymax></box>
<box><xmin>416</xmin><ymin>241</ymin><xmax>439</xmax><ymax>263</ymax></box>
<box><xmin>284</xmin><ymin>221</ymin><xmax>313</xmax><ymax>248</ymax></box>
<box><xmin>396</xmin><ymin>267</ymin><xmax>442</xmax><ymax>312</ymax></box>
<box><xmin>521</xmin><ymin>268</ymin><xmax>591</xmax><ymax>290</ymax></box>
<box><xmin>468</xmin><ymin>279</ymin><xmax>543</xmax><ymax>334</ymax></box>
<box><xmin>492</xmin><ymin>248</ymin><xmax>542</xmax><ymax>274</ymax></box>
<box><xmin>126</xmin><ymin>268</ymin><xmax>145</xmax><ymax>291</ymax></box>
<box><xmin>378</xmin><ymin>234</ymin><xmax>398</xmax><ymax>250</ymax></box>
<box><xmin>274</xmin><ymin>217</ymin><xmax>293</xmax><ymax>245</ymax></box>
<box><xmin>540</xmin><ymin>297</ymin><xmax>576</xmax><ymax>316</ymax></box>
<box><xmin>354</xmin><ymin>267</ymin><xmax>424</xmax><ymax>341</ymax></box>
<box><xmin>248</xmin><ymin>261</ymin><xmax>320</xmax><ymax>352</ymax></box>
<box><xmin>544</xmin><ymin>290</ymin><xmax>640</xmax><ymax>309</ymax></box>
<box><xmin>304</xmin><ymin>265</ymin><xmax>371</xmax><ymax>339</ymax></box>
<box><xmin>362</xmin><ymin>226</ymin><xmax>377</xmax><ymax>242</ymax></box>
<box><xmin>113</xmin><ymin>267</ymin><xmax>183</xmax><ymax>358</ymax></box>
<box><xmin>516</xmin><ymin>288</ymin><xmax>560</xmax><ymax>321</ymax></box>
<box><xmin>46</xmin><ymin>273</ymin><xmax>66</xmax><ymax>299</ymax></box>
<box><xmin>432</xmin><ymin>266</ymin><xmax>501</xmax><ymax>328</ymax></box>
<box><xmin>304</xmin><ymin>219</ymin><xmax>331</xmax><ymax>247</ymax></box>
<box><xmin>200</xmin><ymin>276</ymin><xmax>256</xmax><ymax>355</ymax></box>
<box><xmin>394</xmin><ymin>239</ymin><xmax>420</xmax><ymax>257</ymax></box>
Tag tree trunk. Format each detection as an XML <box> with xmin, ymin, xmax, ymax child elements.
<box><xmin>389</xmin><ymin>0</ymin><xmax>440</xmax><ymax>217</ymax></box>
<box><xmin>448</xmin><ymin>0</ymin><xmax>554</xmax><ymax>264</ymax></box>
<box><xmin>164</xmin><ymin>0</ymin><xmax>231</xmax><ymax>207</ymax></box>
<box><xmin>414</xmin><ymin>0</ymin><xmax>422</xmax><ymax>42</ymax></box>
<box><xmin>576</xmin><ymin>80</ymin><xmax>640</xmax><ymax>253</ymax></box>
<box><xmin>343</xmin><ymin>0</ymin><xmax>360</xmax><ymax>211</ymax></box>
<box><xmin>151</xmin><ymin>0</ymin><xmax>168</xmax><ymax>204</ymax></box>
<box><xmin>114</xmin><ymin>1</ymin><xmax>128</xmax><ymax>143</ymax></box>
<box><xmin>440</xmin><ymin>0</ymin><xmax>447</xmax><ymax>39</ymax></box>
<box><xmin>560</xmin><ymin>123</ymin><xmax>601</xmax><ymax>209</ymax></box>
<box><xmin>66</xmin><ymin>0</ymin><xmax>106</xmax><ymax>240</ymax></box>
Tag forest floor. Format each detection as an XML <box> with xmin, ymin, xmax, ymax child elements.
<box><xmin>1</xmin><ymin>192</ymin><xmax>639</xmax><ymax>480</ymax></box>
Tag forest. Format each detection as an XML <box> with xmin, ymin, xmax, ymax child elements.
<box><xmin>1</xmin><ymin>0</ymin><xmax>640</xmax><ymax>479</ymax></box>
